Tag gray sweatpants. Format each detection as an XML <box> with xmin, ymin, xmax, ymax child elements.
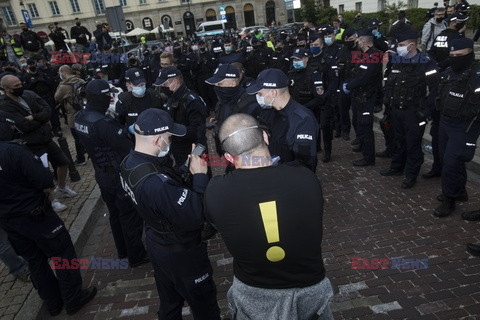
<box><xmin>227</xmin><ymin>276</ymin><xmax>335</xmax><ymax>320</ymax></box>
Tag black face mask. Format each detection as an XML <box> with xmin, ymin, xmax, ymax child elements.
<box><xmin>214</xmin><ymin>86</ymin><xmax>240</xmax><ymax>103</ymax></box>
<box><xmin>345</xmin><ymin>41</ymin><xmax>355</xmax><ymax>50</ymax></box>
<box><xmin>11</xmin><ymin>87</ymin><xmax>24</xmax><ymax>97</ymax></box>
<box><xmin>449</xmin><ymin>52</ymin><xmax>474</xmax><ymax>72</ymax></box>
<box><xmin>76</xmin><ymin>23</ymin><xmax>81</xmax><ymax>27</ymax></box>
<box><xmin>435</xmin><ymin>17</ymin><xmax>443</xmax><ymax>23</ymax></box>
<box><xmin>200</xmin><ymin>47</ymin><xmax>206</xmax><ymax>52</ymax></box>
<box><xmin>161</xmin><ymin>86</ymin><xmax>173</xmax><ymax>97</ymax></box>
<box><xmin>29</xmin><ymin>66</ymin><xmax>36</xmax><ymax>73</ymax></box>
<box><xmin>87</xmin><ymin>93</ymin><xmax>110</xmax><ymax>112</ymax></box>
<box><xmin>455</xmin><ymin>22</ymin><xmax>465</xmax><ymax>31</ymax></box>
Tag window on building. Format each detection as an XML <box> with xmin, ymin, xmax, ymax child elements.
<box><xmin>181</xmin><ymin>0</ymin><xmax>190</xmax><ymax>3</ymax></box>
<box><xmin>140</xmin><ymin>0</ymin><xmax>147</xmax><ymax>4</ymax></box>
<box><xmin>49</xmin><ymin>1</ymin><xmax>61</xmax><ymax>15</ymax></box>
<box><xmin>339</xmin><ymin>4</ymin><xmax>344</xmax><ymax>13</ymax></box>
<box><xmin>1</xmin><ymin>6</ymin><xmax>17</xmax><ymax>26</ymax></box>
<box><xmin>28</xmin><ymin>3</ymin><xmax>40</xmax><ymax>18</ymax></box>
<box><xmin>355</xmin><ymin>2</ymin><xmax>362</xmax><ymax>12</ymax></box>
<box><xmin>408</xmin><ymin>0</ymin><xmax>418</xmax><ymax>8</ymax></box>
<box><xmin>378</xmin><ymin>0</ymin><xmax>386</xmax><ymax>10</ymax></box>
<box><xmin>120</xmin><ymin>0</ymin><xmax>127</xmax><ymax>6</ymax></box>
<box><xmin>70</xmin><ymin>0</ymin><xmax>81</xmax><ymax>13</ymax></box>
<box><xmin>93</xmin><ymin>0</ymin><xmax>105</xmax><ymax>14</ymax></box>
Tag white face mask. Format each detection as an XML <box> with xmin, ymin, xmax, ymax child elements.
<box><xmin>157</xmin><ymin>136</ymin><xmax>170</xmax><ymax>157</ymax></box>
<box><xmin>397</xmin><ymin>44</ymin><xmax>410</xmax><ymax>58</ymax></box>
<box><xmin>256</xmin><ymin>91</ymin><xmax>274</xmax><ymax>109</ymax></box>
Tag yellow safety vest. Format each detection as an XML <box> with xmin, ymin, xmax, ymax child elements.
<box><xmin>1</xmin><ymin>37</ymin><xmax>23</xmax><ymax>57</ymax></box>
<box><xmin>335</xmin><ymin>28</ymin><xmax>345</xmax><ymax>41</ymax></box>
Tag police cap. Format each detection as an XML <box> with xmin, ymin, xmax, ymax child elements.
<box><xmin>369</xmin><ymin>18</ymin><xmax>382</xmax><ymax>28</ymax></box>
<box><xmin>290</xmin><ymin>47</ymin><xmax>309</xmax><ymax>59</ymax></box>
<box><xmin>154</xmin><ymin>66</ymin><xmax>181</xmax><ymax>86</ymax></box>
<box><xmin>133</xmin><ymin>108</ymin><xmax>186</xmax><ymax>136</ymax></box>
<box><xmin>450</xmin><ymin>38</ymin><xmax>474</xmax><ymax>52</ymax></box>
<box><xmin>396</xmin><ymin>29</ymin><xmax>419</xmax><ymax>42</ymax></box>
<box><xmin>246</xmin><ymin>68</ymin><xmax>289</xmax><ymax>94</ymax></box>
<box><xmin>205</xmin><ymin>64</ymin><xmax>240</xmax><ymax>85</ymax></box>
<box><xmin>86</xmin><ymin>79</ymin><xmax>116</xmax><ymax>94</ymax></box>
<box><xmin>125</xmin><ymin>68</ymin><xmax>146</xmax><ymax>86</ymax></box>
<box><xmin>356</xmin><ymin>29</ymin><xmax>371</xmax><ymax>37</ymax></box>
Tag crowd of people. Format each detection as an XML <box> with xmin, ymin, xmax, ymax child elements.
<box><xmin>0</xmin><ymin>0</ymin><xmax>480</xmax><ymax>318</ymax></box>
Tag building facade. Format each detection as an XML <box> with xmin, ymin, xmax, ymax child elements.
<box><xmin>330</xmin><ymin>0</ymin><xmax>452</xmax><ymax>13</ymax></box>
<box><xmin>0</xmin><ymin>0</ymin><xmax>287</xmax><ymax>37</ymax></box>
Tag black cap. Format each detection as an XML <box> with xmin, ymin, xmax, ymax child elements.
<box><xmin>133</xmin><ymin>108</ymin><xmax>186</xmax><ymax>136</ymax></box>
<box><xmin>447</xmin><ymin>12</ymin><xmax>469</xmax><ymax>23</ymax></box>
<box><xmin>125</xmin><ymin>68</ymin><xmax>146</xmax><ymax>85</ymax></box>
<box><xmin>450</xmin><ymin>38</ymin><xmax>474</xmax><ymax>51</ymax></box>
<box><xmin>396</xmin><ymin>29</ymin><xmax>419</xmax><ymax>42</ymax></box>
<box><xmin>356</xmin><ymin>29</ymin><xmax>371</xmax><ymax>37</ymax></box>
<box><xmin>296</xmin><ymin>33</ymin><xmax>306</xmax><ymax>41</ymax></box>
<box><xmin>246</xmin><ymin>68</ymin><xmax>289</xmax><ymax>94</ymax></box>
<box><xmin>86</xmin><ymin>79</ymin><xmax>116</xmax><ymax>94</ymax></box>
<box><xmin>154</xmin><ymin>66</ymin><xmax>181</xmax><ymax>86</ymax></box>
<box><xmin>369</xmin><ymin>18</ymin><xmax>382</xmax><ymax>27</ymax></box>
<box><xmin>320</xmin><ymin>25</ymin><xmax>335</xmax><ymax>35</ymax></box>
<box><xmin>205</xmin><ymin>64</ymin><xmax>240</xmax><ymax>85</ymax></box>
<box><xmin>291</xmin><ymin>47</ymin><xmax>309</xmax><ymax>59</ymax></box>
<box><xmin>310</xmin><ymin>33</ymin><xmax>322</xmax><ymax>42</ymax></box>
<box><xmin>343</xmin><ymin>28</ymin><xmax>356</xmax><ymax>39</ymax></box>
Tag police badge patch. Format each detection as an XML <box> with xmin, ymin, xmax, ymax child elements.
<box><xmin>316</xmin><ymin>86</ymin><xmax>324</xmax><ymax>95</ymax></box>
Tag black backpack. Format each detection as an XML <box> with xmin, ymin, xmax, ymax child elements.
<box><xmin>70</xmin><ymin>79</ymin><xmax>87</xmax><ymax>111</ymax></box>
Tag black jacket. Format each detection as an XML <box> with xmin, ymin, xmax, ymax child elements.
<box><xmin>0</xmin><ymin>90</ymin><xmax>52</xmax><ymax>146</ymax></box>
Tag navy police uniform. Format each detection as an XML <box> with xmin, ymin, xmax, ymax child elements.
<box><xmin>74</xmin><ymin>80</ymin><xmax>148</xmax><ymax>264</ymax></box>
<box><xmin>120</xmin><ymin>108</ymin><xmax>221</xmax><ymax>320</ymax></box>
<box><xmin>0</xmin><ymin>112</ymin><xmax>94</xmax><ymax>315</ymax></box>
<box><xmin>383</xmin><ymin>30</ymin><xmax>439</xmax><ymax>188</ymax></box>
<box><xmin>344</xmin><ymin>30</ymin><xmax>383</xmax><ymax>166</ymax></box>
<box><xmin>434</xmin><ymin>38</ymin><xmax>480</xmax><ymax>217</ymax></box>
<box><xmin>248</xmin><ymin>68</ymin><xmax>319</xmax><ymax>172</ymax></box>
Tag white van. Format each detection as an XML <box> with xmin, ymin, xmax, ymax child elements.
<box><xmin>195</xmin><ymin>20</ymin><xmax>226</xmax><ymax>37</ymax></box>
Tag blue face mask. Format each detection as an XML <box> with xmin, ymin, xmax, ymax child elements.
<box><xmin>132</xmin><ymin>85</ymin><xmax>146</xmax><ymax>96</ymax></box>
<box><xmin>324</xmin><ymin>37</ymin><xmax>333</xmax><ymax>46</ymax></box>
<box><xmin>310</xmin><ymin>46</ymin><xmax>321</xmax><ymax>55</ymax></box>
<box><xmin>372</xmin><ymin>29</ymin><xmax>381</xmax><ymax>39</ymax></box>
<box><xmin>293</xmin><ymin>60</ymin><xmax>305</xmax><ymax>69</ymax></box>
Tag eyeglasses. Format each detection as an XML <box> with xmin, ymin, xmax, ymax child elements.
<box><xmin>220</xmin><ymin>126</ymin><xmax>259</xmax><ymax>146</ymax></box>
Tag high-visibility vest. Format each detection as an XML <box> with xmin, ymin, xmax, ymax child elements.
<box><xmin>1</xmin><ymin>37</ymin><xmax>23</xmax><ymax>57</ymax></box>
<box><xmin>335</xmin><ymin>28</ymin><xmax>345</xmax><ymax>41</ymax></box>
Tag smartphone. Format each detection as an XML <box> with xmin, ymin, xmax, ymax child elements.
<box><xmin>184</xmin><ymin>143</ymin><xmax>207</xmax><ymax>167</ymax></box>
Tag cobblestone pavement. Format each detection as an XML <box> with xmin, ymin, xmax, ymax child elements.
<box><xmin>0</xmin><ymin>128</ymin><xmax>96</xmax><ymax>320</ymax></box>
<box><xmin>40</xmin><ymin>128</ymin><xmax>480</xmax><ymax>319</ymax></box>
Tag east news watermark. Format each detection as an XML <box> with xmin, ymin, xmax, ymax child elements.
<box><xmin>351</xmin><ymin>257</ymin><xmax>428</xmax><ymax>270</ymax></box>
<box><xmin>50</xmin><ymin>51</ymin><xmax>128</xmax><ymax>64</ymax></box>
<box><xmin>351</xmin><ymin>51</ymin><xmax>431</xmax><ymax>64</ymax></box>
<box><xmin>51</xmin><ymin>257</ymin><xmax>129</xmax><ymax>270</ymax></box>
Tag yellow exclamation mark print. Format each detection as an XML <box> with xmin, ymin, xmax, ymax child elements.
<box><xmin>259</xmin><ymin>201</ymin><xmax>285</xmax><ymax>262</ymax></box>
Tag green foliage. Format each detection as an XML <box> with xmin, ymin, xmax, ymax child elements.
<box><xmin>467</xmin><ymin>4</ymin><xmax>480</xmax><ymax>31</ymax></box>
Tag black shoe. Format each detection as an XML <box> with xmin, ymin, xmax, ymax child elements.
<box><xmin>461</xmin><ymin>209</ymin><xmax>480</xmax><ymax>221</ymax></box>
<box><xmin>466</xmin><ymin>243</ymin><xmax>480</xmax><ymax>256</ymax></box>
<box><xmin>322</xmin><ymin>151</ymin><xmax>331</xmax><ymax>163</ymax></box>
<box><xmin>434</xmin><ymin>198</ymin><xmax>456</xmax><ymax>217</ymax></box>
<box><xmin>351</xmin><ymin>138</ymin><xmax>360</xmax><ymax>146</ymax></box>
<box><xmin>66</xmin><ymin>287</ymin><xmax>97</xmax><ymax>315</ymax></box>
<box><xmin>380</xmin><ymin>168</ymin><xmax>403</xmax><ymax>176</ymax></box>
<box><xmin>129</xmin><ymin>255</ymin><xmax>150</xmax><ymax>268</ymax></box>
<box><xmin>376</xmin><ymin>150</ymin><xmax>391</xmax><ymax>158</ymax></box>
<box><xmin>201</xmin><ymin>222</ymin><xmax>217</xmax><ymax>241</ymax></box>
<box><xmin>342</xmin><ymin>133</ymin><xmax>350</xmax><ymax>141</ymax></box>
<box><xmin>74</xmin><ymin>159</ymin><xmax>87</xmax><ymax>166</ymax></box>
<box><xmin>436</xmin><ymin>193</ymin><xmax>468</xmax><ymax>202</ymax></box>
<box><xmin>401</xmin><ymin>178</ymin><xmax>416</xmax><ymax>189</ymax></box>
<box><xmin>334</xmin><ymin>130</ymin><xmax>341</xmax><ymax>138</ymax></box>
<box><xmin>49</xmin><ymin>302</ymin><xmax>64</xmax><ymax>317</ymax></box>
<box><xmin>422</xmin><ymin>170</ymin><xmax>441</xmax><ymax>179</ymax></box>
<box><xmin>353</xmin><ymin>159</ymin><xmax>375</xmax><ymax>166</ymax></box>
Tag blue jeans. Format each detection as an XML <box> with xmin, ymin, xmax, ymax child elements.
<box><xmin>0</xmin><ymin>226</ymin><xmax>28</xmax><ymax>277</ymax></box>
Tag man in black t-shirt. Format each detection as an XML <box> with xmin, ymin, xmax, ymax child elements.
<box><xmin>204</xmin><ymin>113</ymin><xmax>334</xmax><ymax>320</ymax></box>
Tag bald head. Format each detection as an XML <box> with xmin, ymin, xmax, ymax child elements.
<box><xmin>59</xmin><ymin>65</ymin><xmax>74</xmax><ymax>75</ymax></box>
<box><xmin>1</xmin><ymin>75</ymin><xmax>21</xmax><ymax>91</ymax></box>
<box><xmin>219</xmin><ymin>114</ymin><xmax>265</xmax><ymax>156</ymax></box>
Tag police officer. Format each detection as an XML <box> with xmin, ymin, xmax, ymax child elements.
<box><xmin>205</xmin><ymin>63</ymin><xmax>260</xmax><ymax>157</ymax></box>
<box><xmin>116</xmin><ymin>68</ymin><xmax>164</xmax><ymax>128</ymax></box>
<box><xmin>342</xmin><ymin>29</ymin><xmax>382</xmax><ymax>166</ymax></box>
<box><xmin>74</xmin><ymin>79</ymin><xmax>149</xmax><ymax>267</ymax></box>
<box><xmin>218</xmin><ymin>38</ymin><xmax>244</xmax><ymax>64</ymax></box>
<box><xmin>429</xmin><ymin>13</ymin><xmax>465</xmax><ymax>69</ymax></box>
<box><xmin>154</xmin><ymin>67</ymin><xmax>208</xmax><ymax>166</ymax></box>
<box><xmin>288</xmin><ymin>47</ymin><xmax>335</xmax><ymax>162</ymax></box>
<box><xmin>195</xmin><ymin>40</ymin><xmax>218</xmax><ymax>112</ymax></box>
<box><xmin>269</xmin><ymin>38</ymin><xmax>290</xmax><ymax>74</ymax></box>
<box><xmin>247</xmin><ymin>68</ymin><xmax>319</xmax><ymax>171</ymax></box>
<box><xmin>337</xmin><ymin>28</ymin><xmax>357</xmax><ymax>141</ymax></box>
<box><xmin>120</xmin><ymin>108</ymin><xmax>221</xmax><ymax>320</ymax></box>
<box><xmin>381</xmin><ymin>30</ymin><xmax>439</xmax><ymax>189</ymax></box>
<box><xmin>434</xmin><ymin>38</ymin><xmax>480</xmax><ymax>217</ymax></box>
<box><xmin>0</xmin><ymin>112</ymin><xmax>96</xmax><ymax>316</ymax></box>
<box><xmin>244</xmin><ymin>37</ymin><xmax>271</xmax><ymax>79</ymax></box>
